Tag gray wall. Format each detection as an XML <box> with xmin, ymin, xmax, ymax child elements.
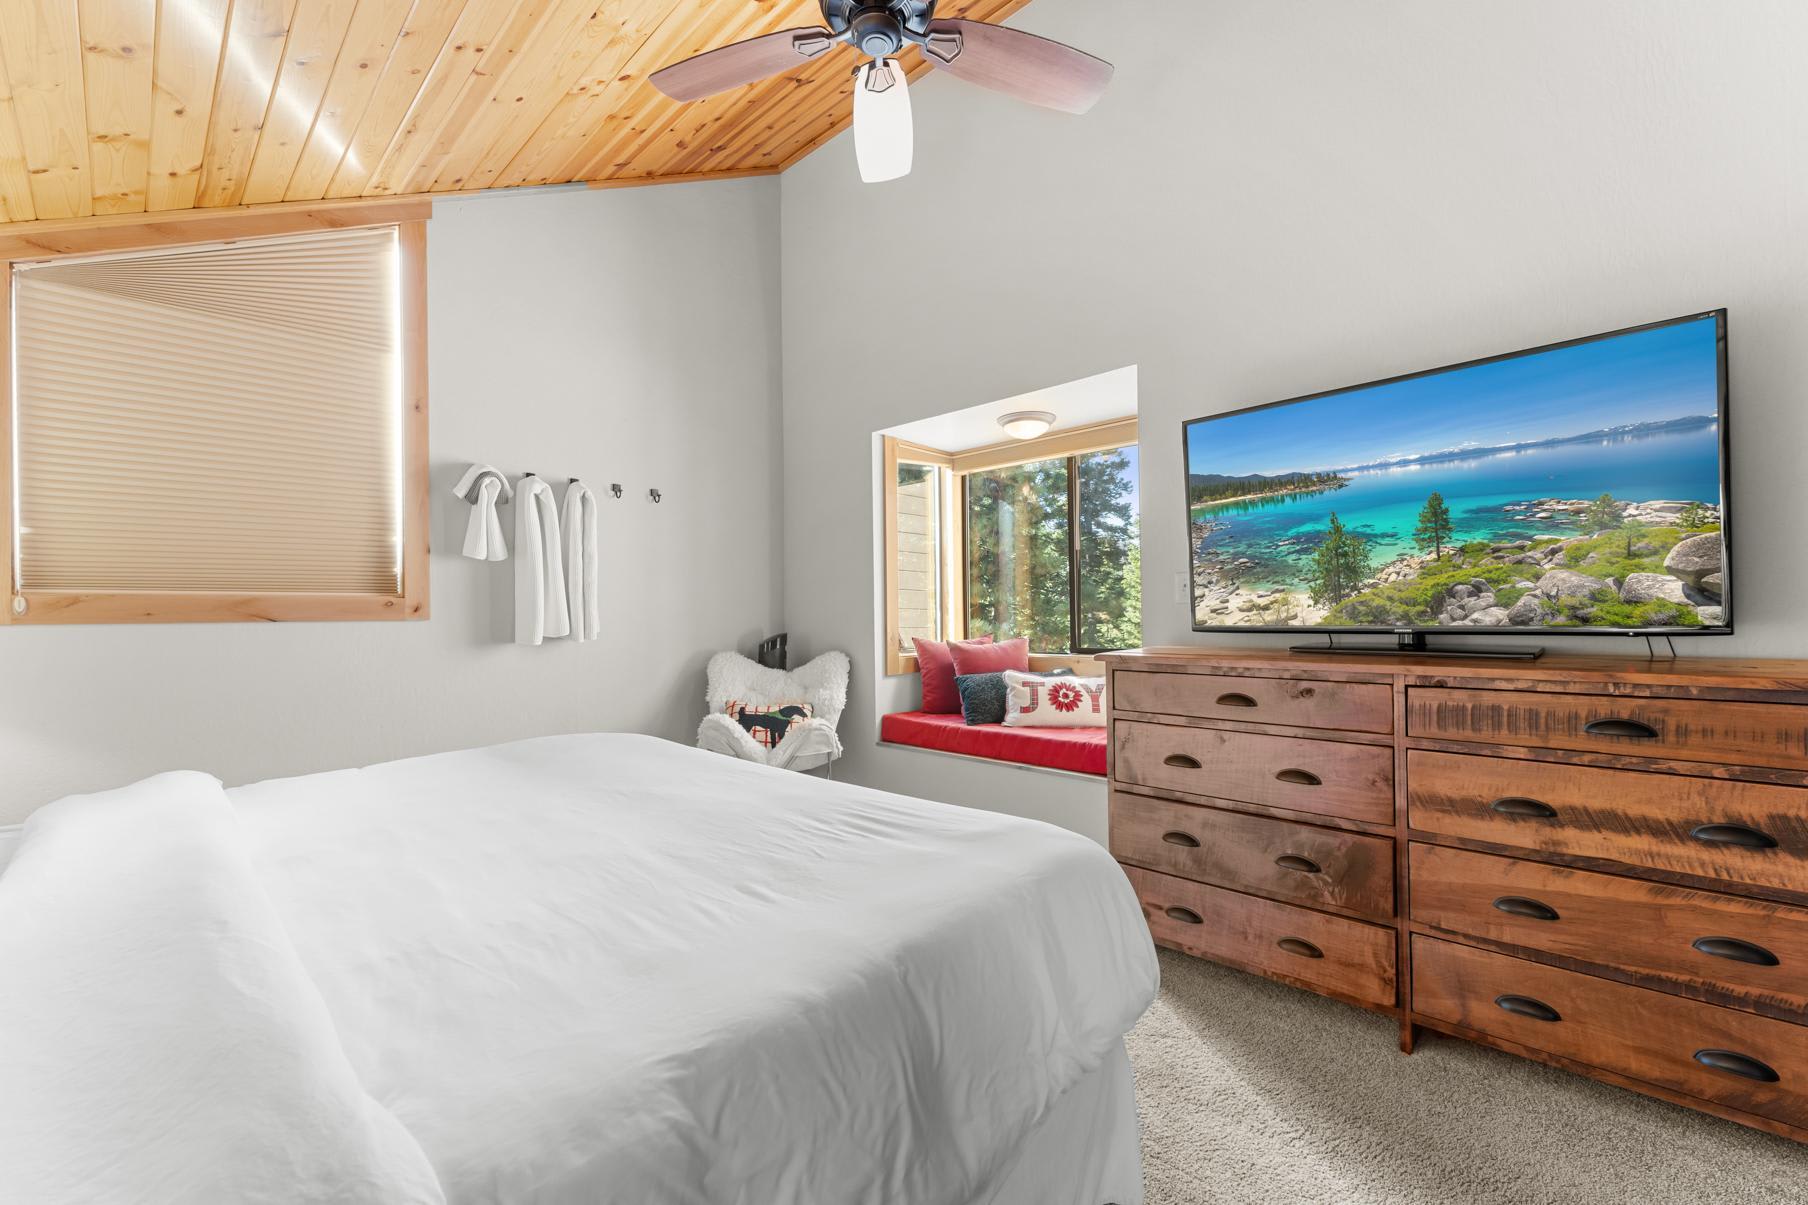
<box><xmin>0</xmin><ymin>180</ymin><xmax>783</xmax><ymax>823</ymax></box>
<box><xmin>780</xmin><ymin>0</ymin><xmax>1808</xmax><ymax>836</ymax></box>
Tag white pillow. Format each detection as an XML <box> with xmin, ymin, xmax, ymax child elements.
<box><xmin>1002</xmin><ymin>671</ymin><xmax>1108</xmax><ymax>728</ymax></box>
<box><xmin>0</xmin><ymin>772</ymin><xmax>445</xmax><ymax>1205</ymax></box>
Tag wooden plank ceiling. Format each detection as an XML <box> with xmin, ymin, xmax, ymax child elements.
<box><xmin>0</xmin><ymin>0</ymin><xmax>1034</xmax><ymax>227</ymax></box>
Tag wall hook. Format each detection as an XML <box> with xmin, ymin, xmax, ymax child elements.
<box><xmin>610</xmin><ymin>483</ymin><xmax>624</xmax><ymax>499</ymax></box>
<box><xmin>648</xmin><ymin>488</ymin><xmax>662</xmax><ymax>504</ymax></box>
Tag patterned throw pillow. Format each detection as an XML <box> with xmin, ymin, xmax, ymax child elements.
<box><xmin>1002</xmin><ymin>671</ymin><xmax>1107</xmax><ymax>728</ymax></box>
<box><xmin>724</xmin><ymin>700</ymin><xmax>814</xmax><ymax>748</ymax></box>
<box><xmin>956</xmin><ymin>667</ymin><xmax>1075</xmax><ymax>726</ymax></box>
<box><xmin>954</xmin><ymin>673</ymin><xmax>1010</xmax><ymax>726</ymax></box>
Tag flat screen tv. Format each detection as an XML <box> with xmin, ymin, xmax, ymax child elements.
<box><xmin>1184</xmin><ymin>310</ymin><xmax>1730</xmax><ymax>643</ymax></box>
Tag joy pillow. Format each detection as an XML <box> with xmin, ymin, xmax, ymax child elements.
<box><xmin>1002</xmin><ymin>670</ymin><xmax>1107</xmax><ymax>728</ymax></box>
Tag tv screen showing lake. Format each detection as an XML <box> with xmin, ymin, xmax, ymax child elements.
<box><xmin>1185</xmin><ymin>314</ymin><xmax>1728</xmax><ymax>632</ymax></box>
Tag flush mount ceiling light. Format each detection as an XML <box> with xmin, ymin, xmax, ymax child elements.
<box><xmin>649</xmin><ymin>1</ymin><xmax>1113</xmax><ymax>185</ymax></box>
<box><xmin>998</xmin><ymin>411</ymin><xmax>1056</xmax><ymax>440</ymax></box>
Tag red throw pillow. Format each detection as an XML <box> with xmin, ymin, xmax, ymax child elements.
<box><xmin>913</xmin><ymin>635</ymin><xmax>991</xmax><ymax>714</ymax></box>
<box><xmin>948</xmin><ymin>636</ymin><xmax>1030</xmax><ymax>677</ymax></box>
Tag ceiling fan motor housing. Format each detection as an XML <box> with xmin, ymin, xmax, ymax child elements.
<box><xmin>848</xmin><ymin>7</ymin><xmax>904</xmax><ymax>57</ymax></box>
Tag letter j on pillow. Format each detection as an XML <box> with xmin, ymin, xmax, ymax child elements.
<box><xmin>1001</xmin><ymin>671</ymin><xmax>1107</xmax><ymax>728</ymax></box>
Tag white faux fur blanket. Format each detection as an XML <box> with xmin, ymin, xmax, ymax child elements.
<box><xmin>697</xmin><ymin>650</ymin><xmax>850</xmax><ymax>769</ymax></box>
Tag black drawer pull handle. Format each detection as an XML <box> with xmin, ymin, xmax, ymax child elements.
<box><xmin>1494</xmin><ymin>994</ymin><xmax>1562</xmax><ymax>1023</ymax></box>
<box><xmin>1161</xmin><ymin>831</ymin><xmax>1201</xmax><ymax>848</ymax></box>
<box><xmin>1583</xmin><ymin>717</ymin><xmax>1659</xmax><ymax>739</ymax></box>
<box><xmin>1164</xmin><ymin>906</ymin><xmax>1203</xmax><ymax>925</ymax></box>
<box><xmin>1493</xmin><ymin>896</ymin><xmax>1561</xmax><ymax>922</ymax></box>
<box><xmin>1490</xmin><ymin>796</ymin><xmax>1558</xmax><ymax>819</ymax></box>
<box><xmin>1163</xmin><ymin>753</ymin><xmax>1202</xmax><ymax>770</ymax></box>
<box><xmin>1215</xmin><ymin>692</ymin><xmax>1258</xmax><ymax>708</ymax></box>
<box><xmin>1277</xmin><ymin>937</ymin><xmax>1323</xmax><ymax>959</ymax></box>
<box><xmin>1275</xmin><ymin>854</ymin><xmax>1322</xmax><ymax>875</ymax></box>
<box><xmin>1692</xmin><ymin>936</ymin><xmax>1780</xmax><ymax>967</ymax></box>
<box><xmin>1690</xmin><ymin>823</ymin><xmax>1778</xmax><ymax>850</ymax></box>
<box><xmin>1694</xmin><ymin>1049</ymin><xmax>1780</xmax><ymax>1083</ymax></box>
<box><xmin>1274</xmin><ymin>768</ymin><xmax>1322</xmax><ymax>787</ymax></box>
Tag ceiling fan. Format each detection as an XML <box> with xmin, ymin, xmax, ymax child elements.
<box><xmin>649</xmin><ymin>1</ymin><xmax>1113</xmax><ymax>183</ymax></box>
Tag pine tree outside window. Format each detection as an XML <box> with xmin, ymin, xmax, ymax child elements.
<box><xmin>966</xmin><ymin>445</ymin><xmax>1141</xmax><ymax>655</ymax></box>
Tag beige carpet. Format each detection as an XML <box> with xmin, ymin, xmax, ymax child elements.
<box><xmin>1125</xmin><ymin>949</ymin><xmax>1807</xmax><ymax>1204</ymax></box>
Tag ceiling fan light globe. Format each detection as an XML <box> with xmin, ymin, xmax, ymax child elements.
<box><xmin>999</xmin><ymin>411</ymin><xmax>1057</xmax><ymax>440</ymax></box>
<box><xmin>853</xmin><ymin>59</ymin><xmax>913</xmax><ymax>183</ymax></box>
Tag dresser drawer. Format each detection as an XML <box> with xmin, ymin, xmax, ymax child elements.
<box><xmin>1113</xmin><ymin>670</ymin><xmax>1392</xmax><ymax>734</ymax></box>
<box><xmin>1126</xmin><ymin>865</ymin><xmax>1396</xmax><ymax>1009</ymax></box>
<box><xmin>1408</xmin><ymin>687</ymin><xmax>1808</xmax><ymax>771</ymax></box>
<box><xmin>1112</xmin><ymin>792</ymin><xmax>1395</xmax><ymax>918</ymax></box>
<box><xmin>1411</xmin><ymin>843</ymin><xmax>1808</xmax><ymax>1017</ymax></box>
<box><xmin>1407</xmin><ymin>750</ymin><xmax>1808</xmax><ymax>896</ymax></box>
<box><xmin>1114</xmin><ymin>720</ymin><xmax>1394</xmax><ymax>825</ymax></box>
<box><xmin>1412</xmin><ymin>936</ymin><xmax>1808</xmax><ymax>1129</ymax></box>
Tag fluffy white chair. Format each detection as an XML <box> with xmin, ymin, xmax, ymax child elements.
<box><xmin>696</xmin><ymin>650</ymin><xmax>849</xmax><ymax>774</ymax></box>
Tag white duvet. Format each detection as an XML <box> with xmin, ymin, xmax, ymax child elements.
<box><xmin>2</xmin><ymin>735</ymin><xmax>1158</xmax><ymax>1205</ymax></box>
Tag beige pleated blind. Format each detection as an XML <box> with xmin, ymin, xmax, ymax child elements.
<box><xmin>11</xmin><ymin>225</ymin><xmax>404</xmax><ymax>596</ymax></box>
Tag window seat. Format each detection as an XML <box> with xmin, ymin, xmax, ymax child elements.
<box><xmin>879</xmin><ymin>711</ymin><xmax>1107</xmax><ymax>777</ymax></box>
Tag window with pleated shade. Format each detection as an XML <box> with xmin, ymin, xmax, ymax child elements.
<box><xmin>3</xmin><ymin>218</ymin><xmax>428</xmax><ymax>624</ymax></box>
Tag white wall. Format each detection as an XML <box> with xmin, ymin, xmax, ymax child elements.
<box><xmin>0</xmin><ymin>180</ymin><xmax>783</xmax><ymax>823</ymax></box>
<box><xmin>781</xmin><ymin>0</ymin><xmax>1808</xmax><ymax>833</ymax></box>
<box><xmin>9</xmin><ymin>1</ymin><xmax>1804</xmax><ymax>832</ymax></box>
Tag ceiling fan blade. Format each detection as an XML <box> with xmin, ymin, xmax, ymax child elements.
<box><xmin>922</xmin><ymin>19</ymin><xmax>1113</xmax><ymax>115</ymax></box>
<box><xmin>854</xmin><ymin>60</ymin><xmax>913</xmax><ymax>183</ymax></box>
<box><xmin>650</xmin><ymin>27</ymin><xmax>836</xmax><ymax>102</ymax></box>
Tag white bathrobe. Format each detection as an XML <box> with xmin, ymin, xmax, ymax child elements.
<box><xmin>561</xmin><ymin>481</ymin><xmax>601</xmax><ymax>643</ymax></box>
<box><xmin>514</xmin><ymin>476</ymin><xmax>570</xmax><ymax>646</ymax></box>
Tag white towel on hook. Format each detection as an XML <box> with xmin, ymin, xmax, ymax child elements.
<box><xmin>464</xmin><ymin>477</ymin><xmax>506</xmax><ymax>561</ymax></box>
<box><xmin>452</xmin><ymin>464</ymin><xmax>511</xmax><ymax>562</ymax></box>
<box><xmin>514</xmin><ymin>476</ymin><xmax>570</xmax><ymax>646</ymax></box>
<box><xmin>561</xmin><ymin>481</ymin><xmax>601</xmax><ymax>643</ymax></box>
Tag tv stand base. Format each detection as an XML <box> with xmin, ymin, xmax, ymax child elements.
<box><xmin>1291</xmin><ymin>632</ymin><xmax>1545</xmax><ymax>660</ymax></box>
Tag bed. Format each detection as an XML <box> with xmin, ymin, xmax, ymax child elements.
<box><xmin>0</xmin><ymin>734</ymin><xmax>1158</xmax><ymax>1205</ymax></box>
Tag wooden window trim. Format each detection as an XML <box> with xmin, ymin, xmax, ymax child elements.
<box><xmin>1</xmin><ymin>202</ymin><xmax>431</xmax><ymax>626</ymax></box>
<box><xmin>938</xmin><ymin>456</ymin><xmax>964</xmax><ymax>665</ymax></box>
<box><xmin>883</xmin><ymin>418</ymin><xmax>1138</xmax><ymax>676</ymax></box>
<box><xmin>0</xmin><ymin>196</ymin><xmax>431</xmax><ymax>260</ymax></box>
<box><xmin>884</xmin><ymin>437</ymin><xmax>904</xmax><ymax>673</ymax></box>
<box><xmin>884</xmin><ymin>438</ymin><xmax>962</xmax><ymax>675</ymax></box>
<box><xmin>892</xmin><ymin>438</ymin><xmax>953</xmax><ymax>469</ymax></box>
<box><xmin>949</xmin><ymin>416</ymin><xmax>1138</xmax><ymax>476</ymax></box>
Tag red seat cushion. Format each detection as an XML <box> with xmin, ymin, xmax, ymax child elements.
<box><xmin>880</xmin><ymin>710</ymin><xmax>1107</xmax><ymax>776</ymax></box>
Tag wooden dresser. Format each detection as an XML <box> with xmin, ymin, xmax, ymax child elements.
<box><xmin>1099</xmin><ymin>647</ymin><xmax>1808</xmax><ymax>1143</ymax></box>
